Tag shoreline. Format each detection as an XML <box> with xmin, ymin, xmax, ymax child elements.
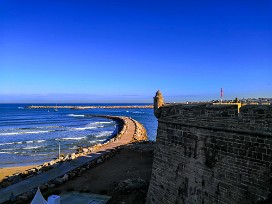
<box><xmin>0</xmin><ymin>165</ymin><xmax>37</xmax><ymax>182</ymax></box>
<box><xmin>0</xmin><ymin>115</ymin><xmax>124</xmax><ymax>172</ymax></box>
<box><xmin>0</xmin><ymin>115</ymin><xmax>126</xmax><ymax>183</ymax></box>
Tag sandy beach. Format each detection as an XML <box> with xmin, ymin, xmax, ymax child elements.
<box><xmin>0</xmin><ymin>165</ymin><xmax>37</xmax><ymax>182</ymax></box>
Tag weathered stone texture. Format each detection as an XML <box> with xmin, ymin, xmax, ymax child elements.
<box><xmin>147</xmin><ymin>104</ymin><xmax>272</xmax><ymax>204</ymax></box>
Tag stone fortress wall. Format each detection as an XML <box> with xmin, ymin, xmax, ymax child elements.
<box><xmin>147</xmin><ymin>91</ymin><xmax>272</xmax><ymax>204</ymax></box>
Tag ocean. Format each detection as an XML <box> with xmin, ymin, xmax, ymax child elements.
<box><xmin>0</xmin><ymin>103</ymin><xmax>157</xmax><ymax>168</ymax></box>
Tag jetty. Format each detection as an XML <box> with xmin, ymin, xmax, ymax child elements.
<box><xmin>25</xmin><ymin>105</ymin><xmax>153</xmax><ymax>109</ymax></box>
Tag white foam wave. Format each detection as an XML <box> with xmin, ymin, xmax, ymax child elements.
<box><xmin>18</xmin><ymin>107</ymin><xmax>24</xmax><ymax>109</ymax></box>
<box><xmin>1</xmin><ymin>148</ymin><xmax>14</xmax><ymax>151</ymax></box>
<box><xmin>22</xmin><ymin>146</ymin><xmax>42</xmax><ymax>150</ymax></box>
<box><xmin>0</xmin><ymin>130</ymin><xmax>50</xmax><ymax>136</ymax></box>
<box><xmin>0</xmin><ymin>151</ymin><xmax>10</xmax><ymax>154</ymax></box>
<box><xmin>0</xmin><ymin>142</ymin><xmax>14</xmax><ymax>146</ymax></box>
<box><xmin>96</xmin><ymin>139</ymin><xmax>105</xmax><ymax>142</ymax></box>
<box><xmin>67</xmin><ymin>114</ymin><xmax>85</xmax><ymax>117</ymax></box>
<box><xmin>58</xmin><ymin>136</ymin><xmax>87</xmax><ymax>141</ymax></box>
<box><xmin>95</xmin><ymin>131</ymin><xmax>112</xmax><ymax>138</ymax></box>
<box><xmin>93</xmin><ymin>121</ymin><xmax>113</xmax><ymax>124</ymax></box>
<box><xmin>0</xmin><ymin>132</ymin><xmax>20</xmax><ymax>136</ymax></box>
<box><xmin>71</xmin><ymin>127</ymin><xmax>96</xmax><ymax>131</ymax></box>
<box><xmin>32</xmin><ymin>153</ymin><xmax>48</xmax><ymax>156</ymax></box>
<box><xmin>132</xmin><ymin>111</ymin><xmax>144</xmax><ymax>114</ymax></box>
<box><xmin>70</xmin><ymin>121</ymin><xmax>113</xmax><ymax>131</ymax></box>
<box><xmin>36</xmin><ymin>140</ymin><xmax>46</xmax><ymax>143</ymax></box>
<box><xmin>69</xmin><ymin>146</ymin><xmax>78</xmax><ymax>150</ymax></box>
<box><xmin>0</xmin><ymin>140</ymin><xmax>44</xmax><ymax>146</ymax></box>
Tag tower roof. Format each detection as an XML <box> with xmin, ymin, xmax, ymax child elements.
<box><xmin>156</xmin><ymin>90</ymin><xmax>162</xmax><ymax>95</ymax></box>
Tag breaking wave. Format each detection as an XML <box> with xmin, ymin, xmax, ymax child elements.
<box><xmin>22</xmin><ymin>146</ymin><xmax>43</xmax><ymax>150</ymax></box>
<box><xmin>94</xmin><ymin>131</ymin><xmax>113</xmax><ymax>138</ymax></box>
<box><xmin>58</xmin><ymin>136</ymin><xmax>87</xmax><ymax>141</ymax></box>
<box><xmin>67</xmin><ymin>114</ymin><xmax>85</xmax><ymax>117</ymax></box>
<box><xmin>71</xmin><ymin>127</ymin><xmax>96</xmax><ymax>131</ymax></box>
<box><xmin>0</xmin><ymin>130</ymin><xmax>50</xmax><ymax>136</ymax></box>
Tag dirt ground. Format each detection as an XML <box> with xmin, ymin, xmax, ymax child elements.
<box><xmin>52</xmin><ymin>142</ymin><xmax>155</xmax><ymax>204</ymax></box>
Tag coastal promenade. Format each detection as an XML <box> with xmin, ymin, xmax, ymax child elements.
<box><xmin>26</xmin><ymin>105</ymin><xmax>153</xmax><ymax>109</ymax></box>
<box><xmin>0</xmin><ymin>117</ymin><xmax>140</xmax><ymax>203</ymax></box>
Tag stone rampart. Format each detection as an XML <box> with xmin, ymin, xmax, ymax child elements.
<box><xmin>147</xmin><ymin>103</ymin><xmax>272</xmax><ymax>204</ymax></box>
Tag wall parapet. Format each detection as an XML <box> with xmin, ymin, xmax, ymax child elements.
<box><xmin>158</xmin><ymin>119</ymin><xmax>272</xmax><ymax>137</ymax></box>
<box><xmin>157</xmin><ymin>104</ymin><xmax>272</xmax><ymax>134</ymax></box>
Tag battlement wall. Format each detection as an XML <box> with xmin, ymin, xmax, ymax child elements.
<box><xmin>147</xmin><ymin>104</ymin><xmax>272</xmax><ymax>204</ymax></box>
<box><xmin>159</xmin><ymin>104</ymin><xmax>272</xmax><ymax>135</ymax></box>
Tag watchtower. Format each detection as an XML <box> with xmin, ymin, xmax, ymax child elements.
<box><xmin>153</xmin><ymin>90</ymin><xmax>164</xmax><ymax>118</ymax></box>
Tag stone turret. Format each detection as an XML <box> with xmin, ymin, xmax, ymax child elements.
<box><xmin>154</xmin><ymin>90</ymin><xmax>164</xmax><ymax>118</ymax></box>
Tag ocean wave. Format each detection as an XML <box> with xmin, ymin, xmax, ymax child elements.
<box><xmin>0</xmin><ymin>142</ymin><xmax>14</xmax><ymax>146</ymax></box>
<box><xmin>132</xmin><ymin>111</ymin><xmax>144</xmax><ymax>114</ymax></box>
<box><xmin>96</xmin><ymin>139</ymin><xmax>105</xmax><ymax>142</ymax></box>
<box><xmin>17</xmin><ymin>107</ymin><xmax>24</xmax><ymax>109</ymax></box>
<box><xmin>31</xmin><ymin>153</ymin><xmax>48</xmax><ymax>156</ymax></box>
<box><xmin>95</xmin><ymin>131</ymin><xmax>112</xmax><ymax>138</ymax></box>
<box><xmin>93</xmin><ymin>121</ymin><xmax>113</xmax><ymax>124</ymax></box>
<box><xmin>1</xmin><ymin>148</ymin><xmax>14</xmax><ymax>151</ymax></box>
<box><xmin>0</xmin><ymin>130</ymin><xmax>50</xmax><ymax>136</ymax></box>
<box><xmin>36</xmin><ymin>140</ymin><xmax>46</xmax><ymax>143</ymax></box>
<box><xmin>22</xmin><ymin>146</ymin><xmax>42</xmax><ymax>150</ymax></box>
<box><xmin>71</xmin><ymin>127</ymin><xmax>96</xmax><ymax>131</ymax></box>
<box><xmin>0</xmin><ymin>151</ymin><xmax>10</xmax><ymax>154</ymax></box>
<box><xmin>26</xmin><ymin>130</ymin><xmax>51</xmax><ymax>134</ymax></box>
<box><xmin>67</xmin><ymin>114</ymin><xmax>85</xmax><ymax>117</ymax></box>
<box><xmin>70</xmin><ymin>121</ymin><xmax>113</xmax><ymax>131</ymax></box>
<box><xmin>57</xmin><ymin>136</ymin><xmax>87</xmax><ymax>141</ymax></box>
<box><xmin>19</xmin><ymin>126</ymin><xmax>59</xmax><ymax>130</ymax></box>
<box><xmin>0</xmin><ymin>140</ymin><xmax>45</xmax><ymax>146</ymax></box>
<box><xmin>69</xmin><ymin>146</ymin><xmax>78</xmax><ymax>150</ymax></box>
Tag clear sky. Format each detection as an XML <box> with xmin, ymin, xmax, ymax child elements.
<box><xmin>0</xmin><ymin>0</ymin><xmax>271</xmax><ymax>103</ymax></box>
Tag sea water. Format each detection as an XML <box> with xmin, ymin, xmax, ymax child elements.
<box><xmin>0</xmin><ymin>103</ymin><xmax>157</xmax><ymax>168</ymax></box>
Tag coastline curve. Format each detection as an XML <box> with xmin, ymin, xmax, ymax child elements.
<box><xmin>0</xmin><ymin>115</ymin><xmax>147</xmax><ymax>204</ymax></box>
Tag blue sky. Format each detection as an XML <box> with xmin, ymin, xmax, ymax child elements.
<box><xmin>0</xmin><ymin>0</ymin><xmax>271</xmax><ymax>103</ymax></box>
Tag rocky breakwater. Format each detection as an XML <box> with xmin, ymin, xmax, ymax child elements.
<box><xmin>25</xmin><ymin>105</ymin><xmax>153</xmax><ymax>109</ymax></box>
<box><xmin>0</xmin><ymin>116</ymin><xmax>148</xmax><ymax>204</ymax></box>
<box><xmin>130</xmin><ymin>118</ymin><xmax>148</xmax><ymax>141</ymax></box>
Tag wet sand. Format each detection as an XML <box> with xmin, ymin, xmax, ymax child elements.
<box><xmin>0</xmin><ymin>165</ymin><xmax>36</xmax><ymax>182</ymax></box>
